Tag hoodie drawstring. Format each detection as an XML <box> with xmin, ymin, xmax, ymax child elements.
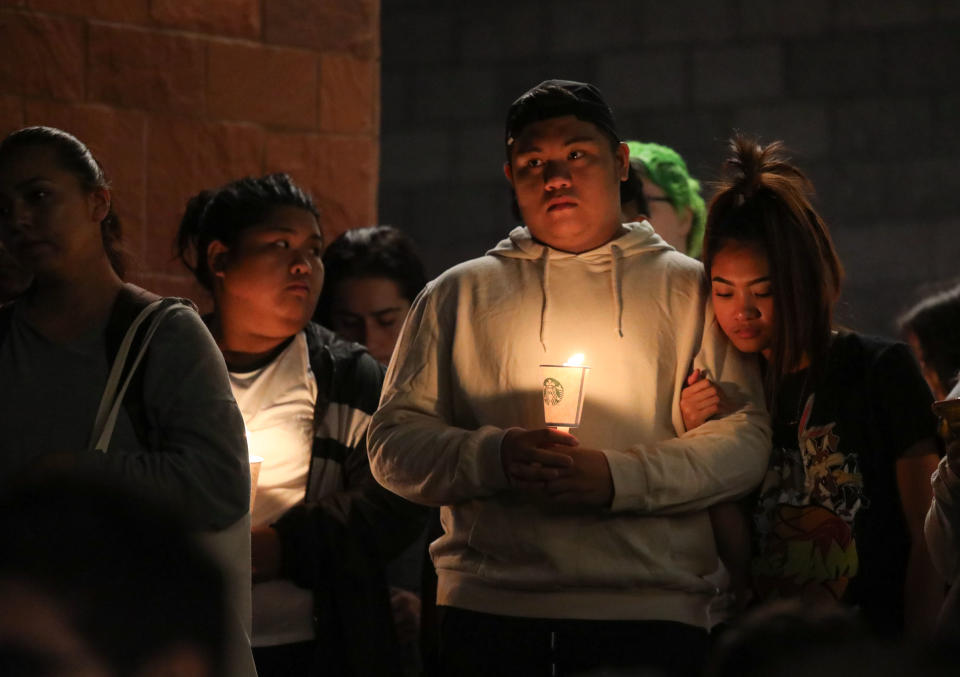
<box><xmin>539</xmin><ymin>247</ymin><xmax>550</xmax><ymax>351</ymax></box>
<box><xmin>611</xmin><ymin>244</ymin><xmax>624</xmax><ymax>338</ymax></box>
<box><xmin>539</xmin><ymin>245</ymin><xmax>624</xmax><ymax>349</ymax></box>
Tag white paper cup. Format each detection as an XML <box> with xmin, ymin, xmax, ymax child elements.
<box><xmin>248</xmin><ymin>455</ymin><xmax>263</xmax><ymax>512</ymax></box>
<box><xmin>539</xmin><ymin>363</ymin><xmax>590</xmax><ymax>428</ymax></box>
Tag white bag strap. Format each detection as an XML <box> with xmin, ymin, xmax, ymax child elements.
<box><xmin>88</xmin><ymin>299</ymin><xmax>182</xmax><ymax>453</ymax></box>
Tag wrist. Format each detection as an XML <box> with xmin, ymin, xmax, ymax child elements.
<box><xmin>498</xmin><ymin>427</ymin><xmax>523</xmax><ymax>477</ymax></box>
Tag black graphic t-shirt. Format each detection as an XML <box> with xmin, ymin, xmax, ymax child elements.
<box><xmin>751</xmin><ymin>332</ymin><xmax>937</xmax><ymax>635</ymax></box>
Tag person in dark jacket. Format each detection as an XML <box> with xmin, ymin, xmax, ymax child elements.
<box><xmin>176</xmin><ymin>173</ymin><xmax>426</xmax><ymax>676</ymax></box>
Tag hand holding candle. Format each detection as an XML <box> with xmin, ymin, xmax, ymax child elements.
<box><xmin>500</xmin><ymin>352</ymin><xmax>588</xmax><ymax>489</ymax></box>
<box><xmin>543</xmin><ymin>446</ymin><xmax>614</xmax><ymax>507</ymax></box>
<box><xmin>501</xmin><ymin>428</ymin><xmax>577</xmax><ymax>489</ymax></box>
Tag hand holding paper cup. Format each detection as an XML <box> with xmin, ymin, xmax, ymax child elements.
<box><xmin>540</xmin><ymin>353</ymin><xmax>590</xmax><ymax>434</ymax></box>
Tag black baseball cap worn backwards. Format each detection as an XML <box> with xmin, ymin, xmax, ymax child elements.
<box><xmin>504</xmin><ymin>79</ymin><xmax>620</xmax><ymax>159</ymax></box>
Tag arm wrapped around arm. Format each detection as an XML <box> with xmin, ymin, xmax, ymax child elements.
<box><xmin>605</xmin><ymin>309</ymin><xmax>772</xmax><ymax>514</ymax></box>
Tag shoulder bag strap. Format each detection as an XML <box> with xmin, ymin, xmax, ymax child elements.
<box><xmin>88</xmin><ymin>299</ymin><xmax>182</xmax><ymax>453</ymax></box>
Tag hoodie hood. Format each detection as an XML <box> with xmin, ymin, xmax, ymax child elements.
<box><xmin>487</xmin><ymin>220</ymin><xmax>670</xmax><ymax>261</ymax></box>
<box><xmin>487</xmin><ymin>221</ymin><xmax>674</xmax><ymax>349</ymax></box>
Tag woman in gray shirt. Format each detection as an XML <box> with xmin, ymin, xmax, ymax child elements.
<box><xmin>0</xmin><ymin>126</ymin><xmax>252</xmax><ymax>675</ymax></box>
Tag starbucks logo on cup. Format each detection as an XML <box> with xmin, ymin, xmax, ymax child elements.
<box><xmin>543</xmin><ymin>377</ymin><xmax>564</xmax><ymax>406</ymax></box>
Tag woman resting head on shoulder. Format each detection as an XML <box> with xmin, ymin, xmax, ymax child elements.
<box><xmin>679</xmin><ymin>135</ymin><xmax>842</xmax><ymax>427</ymax></box>
<box><xmin>681</xmin><ymin>135</ymin><xmax>943</xmax><ymax>637</ymax></box>
<box><xmin>314</xmin><ymin>224</ymin><xmax>427</xmax><ymax>365</ymax></box>
<box><xmin>705</xmin><ymin>136</ymin><xmax>842</xmax><ymax>405</ymax></box>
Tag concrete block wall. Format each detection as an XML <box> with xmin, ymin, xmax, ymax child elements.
<box><xmin>0</xmin><ymin>0</ymin><xmax>380</xmax><ymax>304</ymax></box>
<box><xmin>380</xmin><ymin>0</ymin><xmax>960</xmax><ymax>336</ymax></box>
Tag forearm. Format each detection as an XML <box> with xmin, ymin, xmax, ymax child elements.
<box><xmin>904</xmin><ymin>537</ymin><xmax>944</xmax><ymax>638</ymax></box>
<box><xmin>85</xmin><ymin>307</ymin><xmax>251</xmax><ymax>530</ymax></box>
<box><xmin>80</xmin><ymin>403</ymin><xmax>250</xmax><ymax>530</ymax></box>
<box><xmin>612</xmin><ymin>297</ymin><xmax>770</xmax><ymax>514</ymax></box>
<box><xmin>899</xmin><ymin>446</ymin><xmax>945</xmax><ymax>637</ymax></box>
<box><xmin>605</xmin><ymin>407</ymin><xmax>771</xmax><ymax>513</ymax></box>
<box><xmin>273</xmin><ymin>445</ymin><xmax>428</xmax><ymax>588</ymax></box>
<box><xmin>368</xmin><ymin>408</ymin><xmax>510</xmax><ymax>506</ymax></box>
<box><xmin>272</xmin><ymin>482</ymin><xmax>426</xmax><ymax>589</ymax></box>
<box><xmin>320</xmin><ymin>479</ymin><xmax>429</xmax><ymax>560</ymax></box>
<box><xmin>710</xmin><ymin>501</ymin><xmax>752</xmax><ymax>569</ymax></box>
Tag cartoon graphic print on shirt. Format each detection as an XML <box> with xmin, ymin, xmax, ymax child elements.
<box><xmin>752</xmin><ymin>392</ymin><xmax>867</xmax><ymax>604</ymax></box>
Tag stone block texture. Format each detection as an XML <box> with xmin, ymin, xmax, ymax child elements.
<box><xmin>264</xmin><ymin>131</ymin><xmax>378</xmax><ymax>241</ymax></box>
<box><xmin>0</xmin><ymin>94</ymin><xmax>23</xmax><ymax>135</ymax></box>
<box><xmin>380</xmin><ymin>1</ymin><xmax>960</xmax><ymax>337</ymax></box>
<box><xmin>207</xmin><ymin>41</ymin><xmax>317</xmax><ymax>129</ymax></box>
<box><xmin>0</xmin><ymin>12</ymin><xmax>85</xmax><ymax>100</ymax></box>
<box><xmin>319</xmin><ymin>53</ymin><xmax>377</xmax><ymax>134</ymax></box>
<box><xmin>29</xmin><ymin>0</ymin><xmax>149</xmax><ymax>23</ymax></box>
<box><xmin>88</xmin><ymin>25</ymin><xmax>206</xmax><ymax>115</ymax></box>
<box><xmin>146</xmin><ymin>117</ymin><xmax>265</xmax><ymax>274</ymax></box>
<box><xmin>151</xmin><ymin>0</ymin><xmax>259</xmax><ymax>38</ymax></box>
<box><xmin>265</xmin><ymin>0</ymin><xmax>378</xmax><ymax>59</ymax></box>
<box><xmin>0</xmin><ymin>2</ymin><xmax>381</xmax><ymax>302</ymax></box>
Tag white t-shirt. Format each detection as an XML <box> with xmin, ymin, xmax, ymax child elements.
<box><xmin>229</xmin><ymin>332</ymin><xmax>317</xmax><ymax>647</ymax></box>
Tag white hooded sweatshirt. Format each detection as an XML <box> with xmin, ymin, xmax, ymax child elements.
<box><xmin>368</xmin><ymin>222</ymin><xmax>771</xmax><ymax>627</ymax></box>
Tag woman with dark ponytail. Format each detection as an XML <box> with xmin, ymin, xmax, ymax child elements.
<box><xmin>681</xmin><ymin>135</ymin><xmax>943</xmax><ymax>637</ymax></box>
<box><xmin>176</xmin><ymin>173</ymin><xmax>425</xmax><ymax>677</ymax></box>
<box><xmin>0</xmin><ymin>127</ymin><xmax>252</xmax><ymax>673</ymax></box>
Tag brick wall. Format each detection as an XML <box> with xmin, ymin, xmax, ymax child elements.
<box><xmin>0</xmin><ymin>0</ymin><xmax>380</xmax><ymax>305</ymax></box>
<box><xmin>381</xmin><ymin>0</ymin><xmax>960</xmax><ymax>337</ymax></box>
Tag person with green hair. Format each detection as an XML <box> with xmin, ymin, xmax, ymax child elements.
<box><xmin>622</xmin><ymin>141</ymin><xmax>706</xmax><ymax>258</ymax></box>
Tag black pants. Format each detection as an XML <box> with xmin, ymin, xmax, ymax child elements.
<box><xmin>252</xmin><ymin>641</ymin><xmax>315</xmax><ymax>677</ymax></box>
<box><xmin>438</xmin><ymin>607</ymin><xmax>709</xmax><ymax>677</ymax></box>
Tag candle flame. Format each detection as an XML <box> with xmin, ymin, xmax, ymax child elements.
<box><xmin>564</xmin><ymin>353</ymin><xmax>585</xmax><ymax>367</ymax></box>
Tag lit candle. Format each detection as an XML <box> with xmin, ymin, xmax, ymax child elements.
<box><xmin>539</xmin><ymin>353</ymin><xmax>590</xmax><ymax>434</ymax></box>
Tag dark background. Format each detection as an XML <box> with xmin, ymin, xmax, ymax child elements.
<box><xmin>378</xmin><ymin>0</ymin><xmax>960</xmax><ymax>337</ymax></box>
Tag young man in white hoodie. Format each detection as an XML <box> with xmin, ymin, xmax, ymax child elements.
<box><xmin>368</xmin><ymin>79</ymin><xmax>772</xmax><ymax>676</ymax></box>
